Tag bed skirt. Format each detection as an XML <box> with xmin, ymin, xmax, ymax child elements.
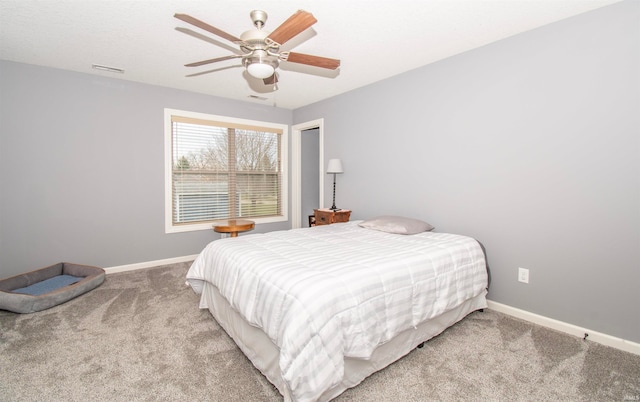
<box><xmin>200</xmin><ymin>281</ymin><xmax>488</xmax><ymax>401</ymax></box>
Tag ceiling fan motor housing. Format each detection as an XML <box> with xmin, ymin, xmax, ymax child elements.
<box><xmin>240</xmin><ymin>28</ymin><xmax>270</xmax><ymax>45</ymax></box>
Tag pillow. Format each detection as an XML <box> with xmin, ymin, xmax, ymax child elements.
<box><xmin>358</xmin><ymin>216</ymin><xmax>434</xmax><ymax>235</ymax></box>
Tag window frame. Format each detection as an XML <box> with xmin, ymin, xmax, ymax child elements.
<box><xmin>164</xmin><ymin>108</ymin><xmax>288</xmax><ymax>233</ymax></box>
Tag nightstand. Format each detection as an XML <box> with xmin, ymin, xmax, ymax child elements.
<box><xmin>314</xmin><ymin>208</ymin><xmax>351</xmax><ymax>226</ymax></box>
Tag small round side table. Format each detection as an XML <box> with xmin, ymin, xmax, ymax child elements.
<box><xmin>212</xmin><ymin>219</ymin><xmax>255</xmax><ymax>237</ymax></box>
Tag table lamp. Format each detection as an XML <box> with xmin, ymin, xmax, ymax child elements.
<box><xmin>326</xmin><ymin>159</ymin><xmax>344</xmax><ymax>211</ymax></box>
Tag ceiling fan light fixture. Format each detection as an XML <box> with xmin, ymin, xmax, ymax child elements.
<box><xmin>244</xmin><ymin>50</ymin><xmax>278</xmax><ymax>79</ymax></box>
<box><xmin>247</xmin><ymin>62</ymin><xmax>275</xmax><ymax>79</ymax></box>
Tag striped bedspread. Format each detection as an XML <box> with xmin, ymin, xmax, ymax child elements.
<box><xmin>187</xmin><ymin>221</ymin><xmax>488</xmax><ymax>402</ymax></box>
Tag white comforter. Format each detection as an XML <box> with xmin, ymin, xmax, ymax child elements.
<box><xmin>187</xmin><ymin>221</ymin><xmax>488</xmax><ymax>402</ymax></box>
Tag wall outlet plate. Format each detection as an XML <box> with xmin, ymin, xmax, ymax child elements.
<box><xmin>518</xmin><ymin>267</ymin><xmax>529</xmax><ymax>283</ymax></box>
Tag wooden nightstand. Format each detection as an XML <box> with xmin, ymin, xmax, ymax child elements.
<box><xmin>314</xmin><ymin>209</ymin><xmax>351</xmax><ymax>226</ymax></box>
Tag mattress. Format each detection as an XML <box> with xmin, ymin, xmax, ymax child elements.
<box><xmin>187</xmin><ymin>221</ymin><xmax>488</xmax><ymax>401</ymax></box>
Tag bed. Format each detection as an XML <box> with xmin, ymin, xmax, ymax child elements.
<box><xmin>186</xmin><ymin>218</ymin><xmax>488</xmax><ymax>402</ymax></box>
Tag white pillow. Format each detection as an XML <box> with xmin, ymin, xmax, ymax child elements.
<box><xmin>359</xmin><ymin>216</ymin><xmax>434</xmax><ymax>235</ymax></box>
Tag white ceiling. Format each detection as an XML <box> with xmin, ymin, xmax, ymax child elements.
<box><xmin>0</xmin><ymin>0</ymin><xmax>621</xmax><ymax>110</ymax></box>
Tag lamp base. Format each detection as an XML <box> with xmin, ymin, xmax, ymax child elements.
<box><xmin>330</xmin><ymin>173</ymin><xmax>341</xmax><ymax>212</ymax></box>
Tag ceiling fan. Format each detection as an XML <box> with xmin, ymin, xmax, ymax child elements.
<box><xmin>174</xmin><ymin>10</ymin><xmax>341</xmax><ymax>86</ymax></box>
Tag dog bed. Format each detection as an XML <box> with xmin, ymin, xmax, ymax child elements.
<box><xmin>0</xmin><ymin>262</ymin><xmax>105</xmax><ymax>313</ymax></box>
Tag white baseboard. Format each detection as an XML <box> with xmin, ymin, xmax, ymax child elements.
<box><xmin>487</xmin><ymin>300</ymin><xmax>640</xmax><ymax>356</ymax></box>
<box><xmin>103</xmin><ymin>255</ymin><xmax>199</xmax><ymax>275</ymax></box>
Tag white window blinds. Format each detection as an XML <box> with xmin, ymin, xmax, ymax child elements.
<box><xmin>169</xmin><ymin>114</ymin><xmax>283</xmax><ymax>227</ymax></box>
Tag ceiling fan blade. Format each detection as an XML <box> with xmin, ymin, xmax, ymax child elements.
<box><xmin>263</xmin><ymin>73</ymin><xmax>278</xmax><ymax>85</ymax></box>
<box><xmin>267</xmin><ymin>10</ymin><xmax>317</xmax><ymax>46</ymax></box>
<box><xmin>185</xmin><ymin>55</ymin><xmax>243</xmax><ymax>67</ymax></box>
<box><xmin>286</xmin><ymin>52</ymin><xmax>340</xmax><ymax>70</ymax></box>
<box><xmin>174</xmin><ymin>13</ymin><xmax>242</xmax><ymax>43</ymax></box>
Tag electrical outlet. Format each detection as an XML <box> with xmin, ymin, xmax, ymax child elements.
<box><xmin>518</xmin><ymin>267</ymin><xmax>529</xmax><ymax>284</ymax></box>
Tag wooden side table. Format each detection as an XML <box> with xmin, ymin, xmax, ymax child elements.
<box><xmin>212</xmin><ymin>219</ymin><xmax>255</xmax><ymax>237</ymax></box>
<box><xmin>314</xmin><ymin>209</ymin><xmax>351</xmax><ymax>226</ymax></box>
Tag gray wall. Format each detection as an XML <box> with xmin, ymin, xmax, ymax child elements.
<box><xmin>294</xmin><ymin>1</ymin><xmax>639</xmax><ymax>342</ymax></box>
<box><xmin>0</xmin><ymin>61</ymin><xmax>292</xmax><ymax>277</ymax></box>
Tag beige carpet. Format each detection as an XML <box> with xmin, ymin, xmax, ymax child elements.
<box><xmin>1</xmin><ymin>263</ymin><xmax>638</xmax><ymax>401</ymax></box>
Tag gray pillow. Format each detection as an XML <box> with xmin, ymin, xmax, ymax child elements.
<box><xmin>359</xmin><ymin>216</ymin><xmax>434</xmax><ymax>235</ymax></box>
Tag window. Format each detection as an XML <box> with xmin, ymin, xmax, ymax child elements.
<box><xmin>165</xmin><ymin>109</ymin><xmax>288</xmax><ymax>233</ymax></box>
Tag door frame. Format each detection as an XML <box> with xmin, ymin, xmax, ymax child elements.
<box><xmin>291</xmin><ymin>119</ymin><xmax>325</xmax><ymax>229</ymax></box>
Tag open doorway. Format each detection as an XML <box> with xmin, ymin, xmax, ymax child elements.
<box><xmin>291</xmin><ymin>119</ymin><xmax>325</xmax><ymax>229</ymax></box>
<box><xmin>301</xmin><ymin>128</ymin><xmax>320</xmax><ymax>227</ymax></box>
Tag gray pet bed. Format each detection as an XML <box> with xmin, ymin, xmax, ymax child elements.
<box><xmin>0</xmin><ymin>262</ymin><xmax>105</xmax><ymax>313</ymax></box>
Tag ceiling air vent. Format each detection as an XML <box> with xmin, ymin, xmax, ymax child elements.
<box><xmin>92</xmin><ymin>64</ymin><xmax>125</xmax><ymax>74</ymax></box>
<box><xmin>248</xmin><ymin>95</ymin><xmax>268</xmax><ymax>101</ymax></box>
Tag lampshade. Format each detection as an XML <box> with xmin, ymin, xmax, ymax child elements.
<box><xmin>246</xmin><ymin>62</ymin><xmax>275</xmax><ymax>79</ymax></box>
<box><xmin>326</xmin><ymin>159</ymin><xmax>344</xmax><ymax>174</ymax></box>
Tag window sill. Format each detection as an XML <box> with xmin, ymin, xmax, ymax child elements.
<box><xmin>165</xmin><ymin>215</ymin><xmax>287</xmax><ymax>234</ymax></box>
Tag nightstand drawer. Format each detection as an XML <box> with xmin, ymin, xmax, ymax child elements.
<box><xmin>314</xmin><ymin>209</ymin><xmax>351</xmax><ymax>226</ymax></box>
